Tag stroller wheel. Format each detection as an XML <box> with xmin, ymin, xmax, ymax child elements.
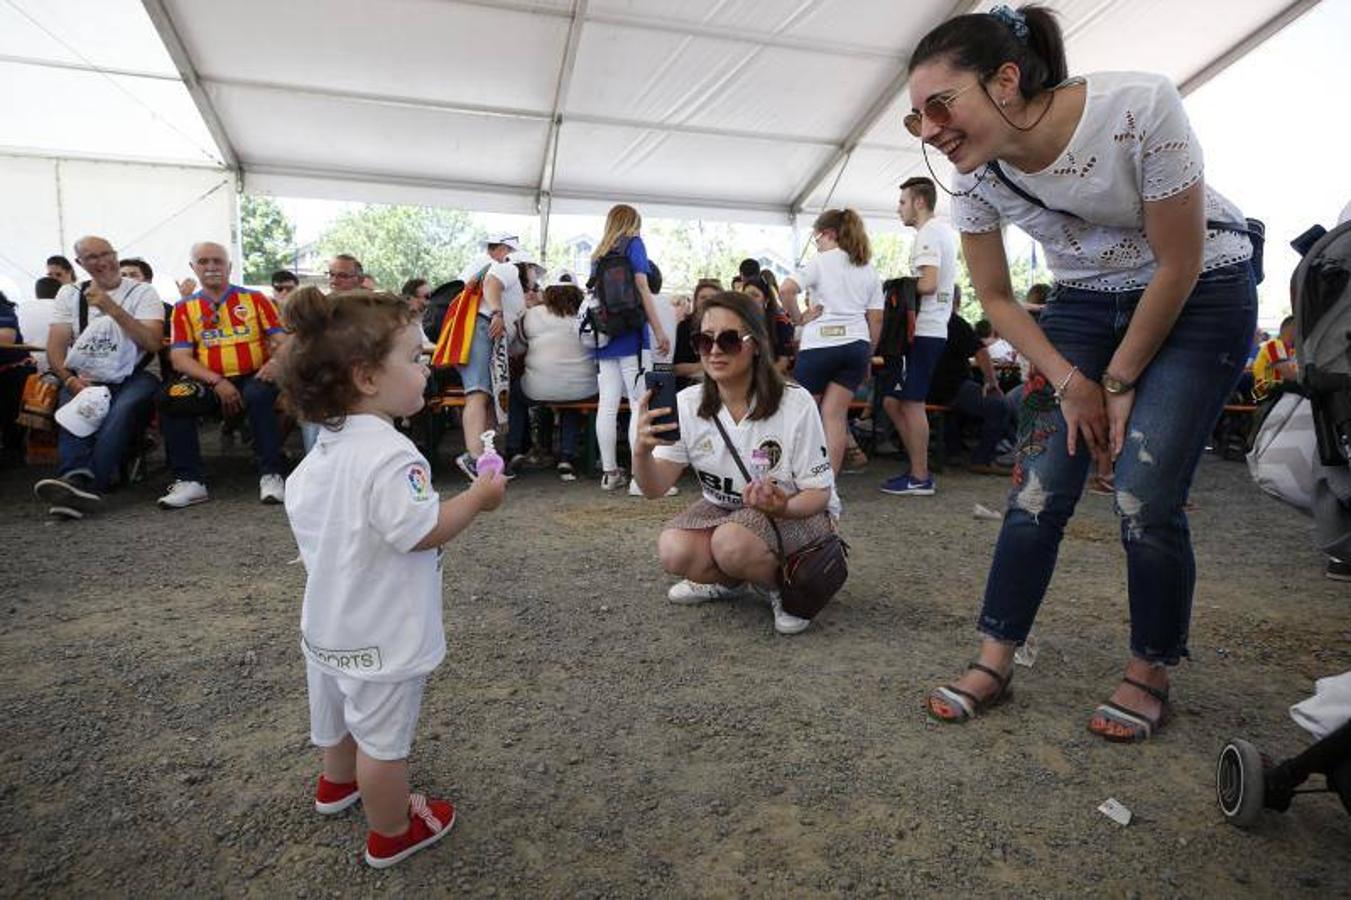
<box><xmin>1217</xmin><ymin>738</ymin><xmax>1267</xmax><ymax>827</ymax></box>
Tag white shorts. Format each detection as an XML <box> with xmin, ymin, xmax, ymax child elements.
<box><xmin>306</xmin><ymin>661</ymin><xmax>426</xmax><ymax>761</ymax></box>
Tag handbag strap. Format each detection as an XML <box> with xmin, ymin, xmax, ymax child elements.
<box><xmin>710</xmin><ymin>412</ymin><xmax>787</xmax><ymax>560</ymax></box>
<box><xmin>987</xmin><ymin>159</ymin><xmax>1256</xmax><ymax>240</ymax></box>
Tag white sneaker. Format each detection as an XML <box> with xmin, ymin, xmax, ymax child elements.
<box><xmin>157</xmin><ymin>480</ymin><xmax>209</xmax><ymax>510</ymax></box>
<box><xmin>768</xmin><ymin>589</ymin><xmax>811</xmax><ymax>635</ymax></box>
<box><xmin>630</xmin><ymin>480</ymin><xmax>679</xmax><ymax>498</ymax></box>
<box><xmin>667</xmin><ymin>580</ymin><xmax>747</xmax><ymax>605</ymax></box>
<box><xmin>259</xmin><ymin>474</ymin><xmax>285</xmax><ymax>504</ymax></box>
<box><xmin>601</xmin><ymin>471</ymin><xmax>626</xmax><ymax>491</ymax></box>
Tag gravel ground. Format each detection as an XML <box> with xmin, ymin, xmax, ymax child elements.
<box><xmin>2</xmin><ymin>436</ymin><xmax>1349</xmax><ymax>898</ymax></box>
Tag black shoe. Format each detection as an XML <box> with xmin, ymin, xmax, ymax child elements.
<box><xmin>1326</xmin><ymin>559</ymin><xmax>1351</xmax><ymax>582</ymax></box>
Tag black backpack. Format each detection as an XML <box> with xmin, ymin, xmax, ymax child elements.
<box><xmin>587</xmin><ymin>238</ymin><xmax>645</xmax><ymax>338</ymax></box>
<box><xmin>878</xmin><ymin>277</ymin><xmax>918</xmax><ymax>362</ymax></box>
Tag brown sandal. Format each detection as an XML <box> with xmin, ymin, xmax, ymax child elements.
<box><xmin>925</xmin><ymin>662</ymin><xmax>1013</xmax><ymax>723</ymax></box>
<box><xmin>1088</xmin><ymin>677</ymin><xmax>1171</xmax><ymax>743</ymax></box>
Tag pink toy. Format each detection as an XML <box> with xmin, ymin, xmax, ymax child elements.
<box><xmin>476</xmin><ymin>431</ymin><xmax>504</xmax><ymax>478</ymax></box>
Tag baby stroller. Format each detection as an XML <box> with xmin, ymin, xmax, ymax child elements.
<box><xmin>1294</xmin><ymin>219</ymin><xmax>1351</xmax><ymax>469</ymax></box>
<box><xmin>1217</xmin><ymin>674</ymin><xmax>1351</xmax><ymax>828</ymax></box>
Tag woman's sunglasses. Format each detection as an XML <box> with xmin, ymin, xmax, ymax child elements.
<box><xmin>903</xmin><ymin>80</ymin><xmax>981</xmax><ymax>137</ymax></box>
<box><xmin>691</xmin><ymin>329</ymin><xmax>752</xmax><ymax>356</ymax></box>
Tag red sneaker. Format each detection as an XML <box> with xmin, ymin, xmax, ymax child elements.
<box><xmin>314</xmin><ymin>775</ymin><xmax>361</xmax><ymax>814</ymax></box>
<box><xmin>364</xmin><ymin>794</ymin><xmax>456</xmax><ymax>869</ymax></box>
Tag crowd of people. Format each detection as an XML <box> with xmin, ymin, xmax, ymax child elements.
<box><xmin>2</xmin><ymin>1</ymin><xmax>1330</xmax><ymax>870</ymax></box>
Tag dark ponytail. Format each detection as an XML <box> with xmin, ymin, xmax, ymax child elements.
<box><xmin>910</xmin><ymin>4</ymin><xmax>1067</xmax><ymax>100</ymax></box>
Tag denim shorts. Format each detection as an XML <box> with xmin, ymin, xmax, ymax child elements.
<box><xmin>793</xmin><ymin>341</ymin><xmax>872</xmax><ymax>395</ymax></box>
<box><xmin>456</xmin><ymin>315</ymin><xmax>493</xmax><ymax>395</ymax></box>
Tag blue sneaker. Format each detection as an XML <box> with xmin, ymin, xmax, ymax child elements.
<box><xmin>880</xmin><ymin>474</ymin><xmax>935</xmax><ymax>496</ymax></box>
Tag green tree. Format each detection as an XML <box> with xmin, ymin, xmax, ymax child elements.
<box><xmin>645</xmin><ymin>219</ymin><xmax>746</xmax><ymax>290</ymax></box>
<box><xmin>239</xmin><ymin>194</ymin><xmax>296</xmax><ymax>284</ymax></box>
<box><xmin>317</xmin><ymin>205</ymin><xmax>485</xmax><ymax>290</ymax></box>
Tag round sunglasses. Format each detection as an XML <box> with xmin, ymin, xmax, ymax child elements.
<box><xmin>691</xmin><ymin>329</ymin><xmax>752</xmax><ymax>356</ymax></box>
<box><xmin>903</xmin><ymin>80</ymin><xmax>981</xmax><ymax>138</ymax></box>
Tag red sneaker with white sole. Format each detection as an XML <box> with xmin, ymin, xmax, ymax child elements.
<box><xmin>314</xmin><ymin>775</ymin><xmax>361</xmax><ymax>814</ymax></box>
<box><xmin>364</xmin><ymin>794</ymin><xmax>456</xmax><ymax>869</ymax></box>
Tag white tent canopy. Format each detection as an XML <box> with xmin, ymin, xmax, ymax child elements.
<box><xmin>0</xmin><ymin>0</ymin><xmax>1321</xmax><ymax>275</ymax></box>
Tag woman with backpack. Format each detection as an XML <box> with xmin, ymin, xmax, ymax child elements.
<box><xmin>910</xmin><ymin>5</ymin><xmax>1257</xmax><ymax>742</ymax></box>
<box><xmin>779</xmin><ymin>209</ymin><xmax>885</xmax><ymax>474</ymax></box>
<box><xmin>589</xmin><ymin>204</ymin><xmax>671</xmax><ymax>492</ymax></box>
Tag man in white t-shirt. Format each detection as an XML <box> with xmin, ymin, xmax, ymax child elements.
<box><xmin>33</xmin><ymin>235</ymin><xmax>165</xmax><ymax>518</ymax></box>
<box><xmin>881</xmin><ymin>177</ymin><xmax>958</xmax><ymax>497</ymax></box>
<box><xmin>454</xmin><ymin>233</ymin><xmax>521</xmax><ymax>479</ymax></box>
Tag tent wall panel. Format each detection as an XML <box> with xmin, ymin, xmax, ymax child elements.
<box><xmin>0</xmin><ymin>154</ymin><xmax>235</xmax><ymax>303</ymax></box>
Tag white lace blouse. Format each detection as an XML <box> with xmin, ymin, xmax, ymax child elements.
<box><xmin>951</xmin><ymin>71</ymin><xmax>1252</xmax><ymax>292</ymax></box>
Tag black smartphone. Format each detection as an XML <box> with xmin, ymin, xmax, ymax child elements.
<box><xmin>643</xmin><ymin>368</ymin><xmax>681</xmax><ymax>445</ymax></box>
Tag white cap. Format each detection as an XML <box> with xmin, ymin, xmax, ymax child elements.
<box><xmin>483</xmin><ymin>232</ymin><xmax>523</xmax><ymax>252</ymax></box>
<box><xmin>551</xmin><ymin>268</ymin><xmax>578</xmax><ymax>286</ymax></box>
<box><xmin>54</xmin><ymin>385</ymin><xmax>111</xmax><ymax>438</ymax></box>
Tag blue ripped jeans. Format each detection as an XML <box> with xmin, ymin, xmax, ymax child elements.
<box><xmin>979</xmin><ymin>263</ymin><xmax>1257</xmax><ymax>665</ymax></box>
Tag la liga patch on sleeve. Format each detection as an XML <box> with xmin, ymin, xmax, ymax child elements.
<box><xmin>406</xmin><ymin>464</ymin><xmax>433</xmax><ymax>502</ymax></box>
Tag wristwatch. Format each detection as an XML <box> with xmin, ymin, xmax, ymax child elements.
<box><xmin>1101</xmin><ymin>372</ymin><xmax>1136</xmax><ymax>395</ymax></box>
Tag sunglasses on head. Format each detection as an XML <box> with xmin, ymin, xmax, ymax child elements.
<box><xmin>691</xmin><ymin>329</ymin><xmax>752</xmax><ymax>356</ymax></box>
<box><xmin>903</xmin><ymin>80</ymin><xmax>982</xmax><ymax>138</ymax></box>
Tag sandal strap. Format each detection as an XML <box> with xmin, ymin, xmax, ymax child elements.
<box><xmin>932</xmin><ymin>686</ymin><xmax>975</xmax><ymax>720</ymax></box>
<box><xmin>1122</xmin><ymin>677</ymin><xmax>1170</xmax><ymax>703</ymax></box>
<box><xmin>967</xmin><ymin>661</ymin><xmax>1010</xmax><ymax>688</ymax></box>
<box><xmin>1098</xmin><ymin>699</ymin><xmax>1158</xmax><ymax>733</ymax></box>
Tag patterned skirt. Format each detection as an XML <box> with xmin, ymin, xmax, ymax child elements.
<box><xmin>665</xmin><ymin>500</ymin><xmax>836</xmax><ymax>556</ymax></box>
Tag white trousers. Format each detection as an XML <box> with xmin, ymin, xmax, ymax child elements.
<box><xmin>596</xmin><ymin>354</ymin><xmax>645</xmax><ymax>473</ymax></box>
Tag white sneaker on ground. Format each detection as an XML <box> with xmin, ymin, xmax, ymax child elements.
<box><xmin>768</xmin><ymin>589</ymin><xmax>811</xmax><ymax>635</ymax></box>
<box><xmin>629</xmin><ymin>479</ymin><xmax>679</xmax><ymax>497</ymax></box>
<box><xmin>454</xmin><ymin>452</ymin><xmax>477</xmax><ymax>481</ymax></box>
<box><xmin>47</xmin><ymin>505</ymin><xmax>84</xmax><ymax>520</ymax></box>
<box><xmin>259</xmin><ymin>474</ymin><xmax>285</xmax><ymax>504</ymax></box>
<box><xmin>557</xmin><ymin>461</ymin><xmax>577</xmax><ymax>482</ymax></box>
<box><xmin>667</xmin><ymin>580</ymin><xmax>747</xmax><ymax>605</ymax></box>
<box><xmin>157</xmin><ymin>480</ymin><xmax>209</xmax><ymax>509</ymax></box>
<box><xmin>600</xmin><ymin>471</ymin><xmax>626</xmax><ymax>491</ymax></box>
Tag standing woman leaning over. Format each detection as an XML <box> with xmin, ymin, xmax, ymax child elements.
<box><xmin>780</xmin><ymin>209</ymin><xmax>884</xmax><ymax>473</ymax></box>
<box><xmin>914</xmin><ymin>6</ymin><xmax>1257</xmax><ymax>742</ymax></box>
<box><xmin>590</xmin><ymin>204</ymin><xmax>671</xmax><ymax>492</ymax></box>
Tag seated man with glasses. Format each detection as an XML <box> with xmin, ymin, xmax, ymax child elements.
<box><xmin>157</xmin><ymin>241</ymin><xmax>287</xmax><ymax>509</ymax></box>
<box><xmin>271</xmin><ymin>269</ymin><xmax>299</xmax><ymax>307</ymax></box>
<box><xmin>33</xmin><ymin>235</ymin><xmax>165</xmax><ymax>519</ymax></box>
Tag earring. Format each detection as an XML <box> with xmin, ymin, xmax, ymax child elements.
<box><xmin>1000</xmin><ymin>99</ymin><xmax>1008</xmax><ymax>108</ymax></box>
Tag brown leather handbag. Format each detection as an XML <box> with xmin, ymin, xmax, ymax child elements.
<box><xmin>712</xmin><ymin>416</ymin><xmax>849</xmax><ymax>619</ymax></box>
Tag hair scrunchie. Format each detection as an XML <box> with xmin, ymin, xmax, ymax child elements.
<box><xmin>989</xmin><ymin>4</ymin><xmax>1030</xmax><ymax>42</ymax></box>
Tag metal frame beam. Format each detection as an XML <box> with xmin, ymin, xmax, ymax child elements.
<box><xmin>0</xmin><ymin>53</ymin><xmax>180</xmax><ymax>82</ymax></box>
<box><xmin>537</xmin><ymin>0</ymin><xmax>589</xmax><ymax>262</ymax></box>
<box><xmin>1178</xmin><ymin>0</ymin><xmax>1321</xmax><ymax>95</ymax></box>
<box><xmin>201</xmin><ymin>74</ymin><xmax>845</xmax><ymax>148</ymax></box>
<box><xmin>787</xmin><ymin>0</ymin><xmax>982</xmax><ymax>215</ymax></box>
<box><xmin>438</xmin><ymin>0</ymin><xmax>904</xmax><ymax>61</ymax></box>
<box><xmin>140</xmin><ymin>0</ymin><xmax>239</xmax><ymax>170</ymax></box>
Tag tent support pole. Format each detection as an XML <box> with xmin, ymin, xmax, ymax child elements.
<box><xmin>536</xmin><ymin>0</ymin><xmax>589</xmax><ymax>262</ymax></box>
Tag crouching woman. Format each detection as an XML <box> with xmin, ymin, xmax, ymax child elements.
<box><xmin>632</xmin><ymin>291</ymin><xmax>840</xmax><ymax>636</ymax></box>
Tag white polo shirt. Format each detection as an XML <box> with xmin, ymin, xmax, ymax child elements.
<box><xmin>286</xmin><ymin>415</ymin><xmax>445</xmax><ymax>682</ymax></box>
<box><xmin>654</xmin><ymin>383</ymin><xmax>841</xmax><ymax>518</ymax></box>
<box><xmin>910</xmin><ymin>218</ymin><xmax>959</xmax><ymax>339</ymax></box>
